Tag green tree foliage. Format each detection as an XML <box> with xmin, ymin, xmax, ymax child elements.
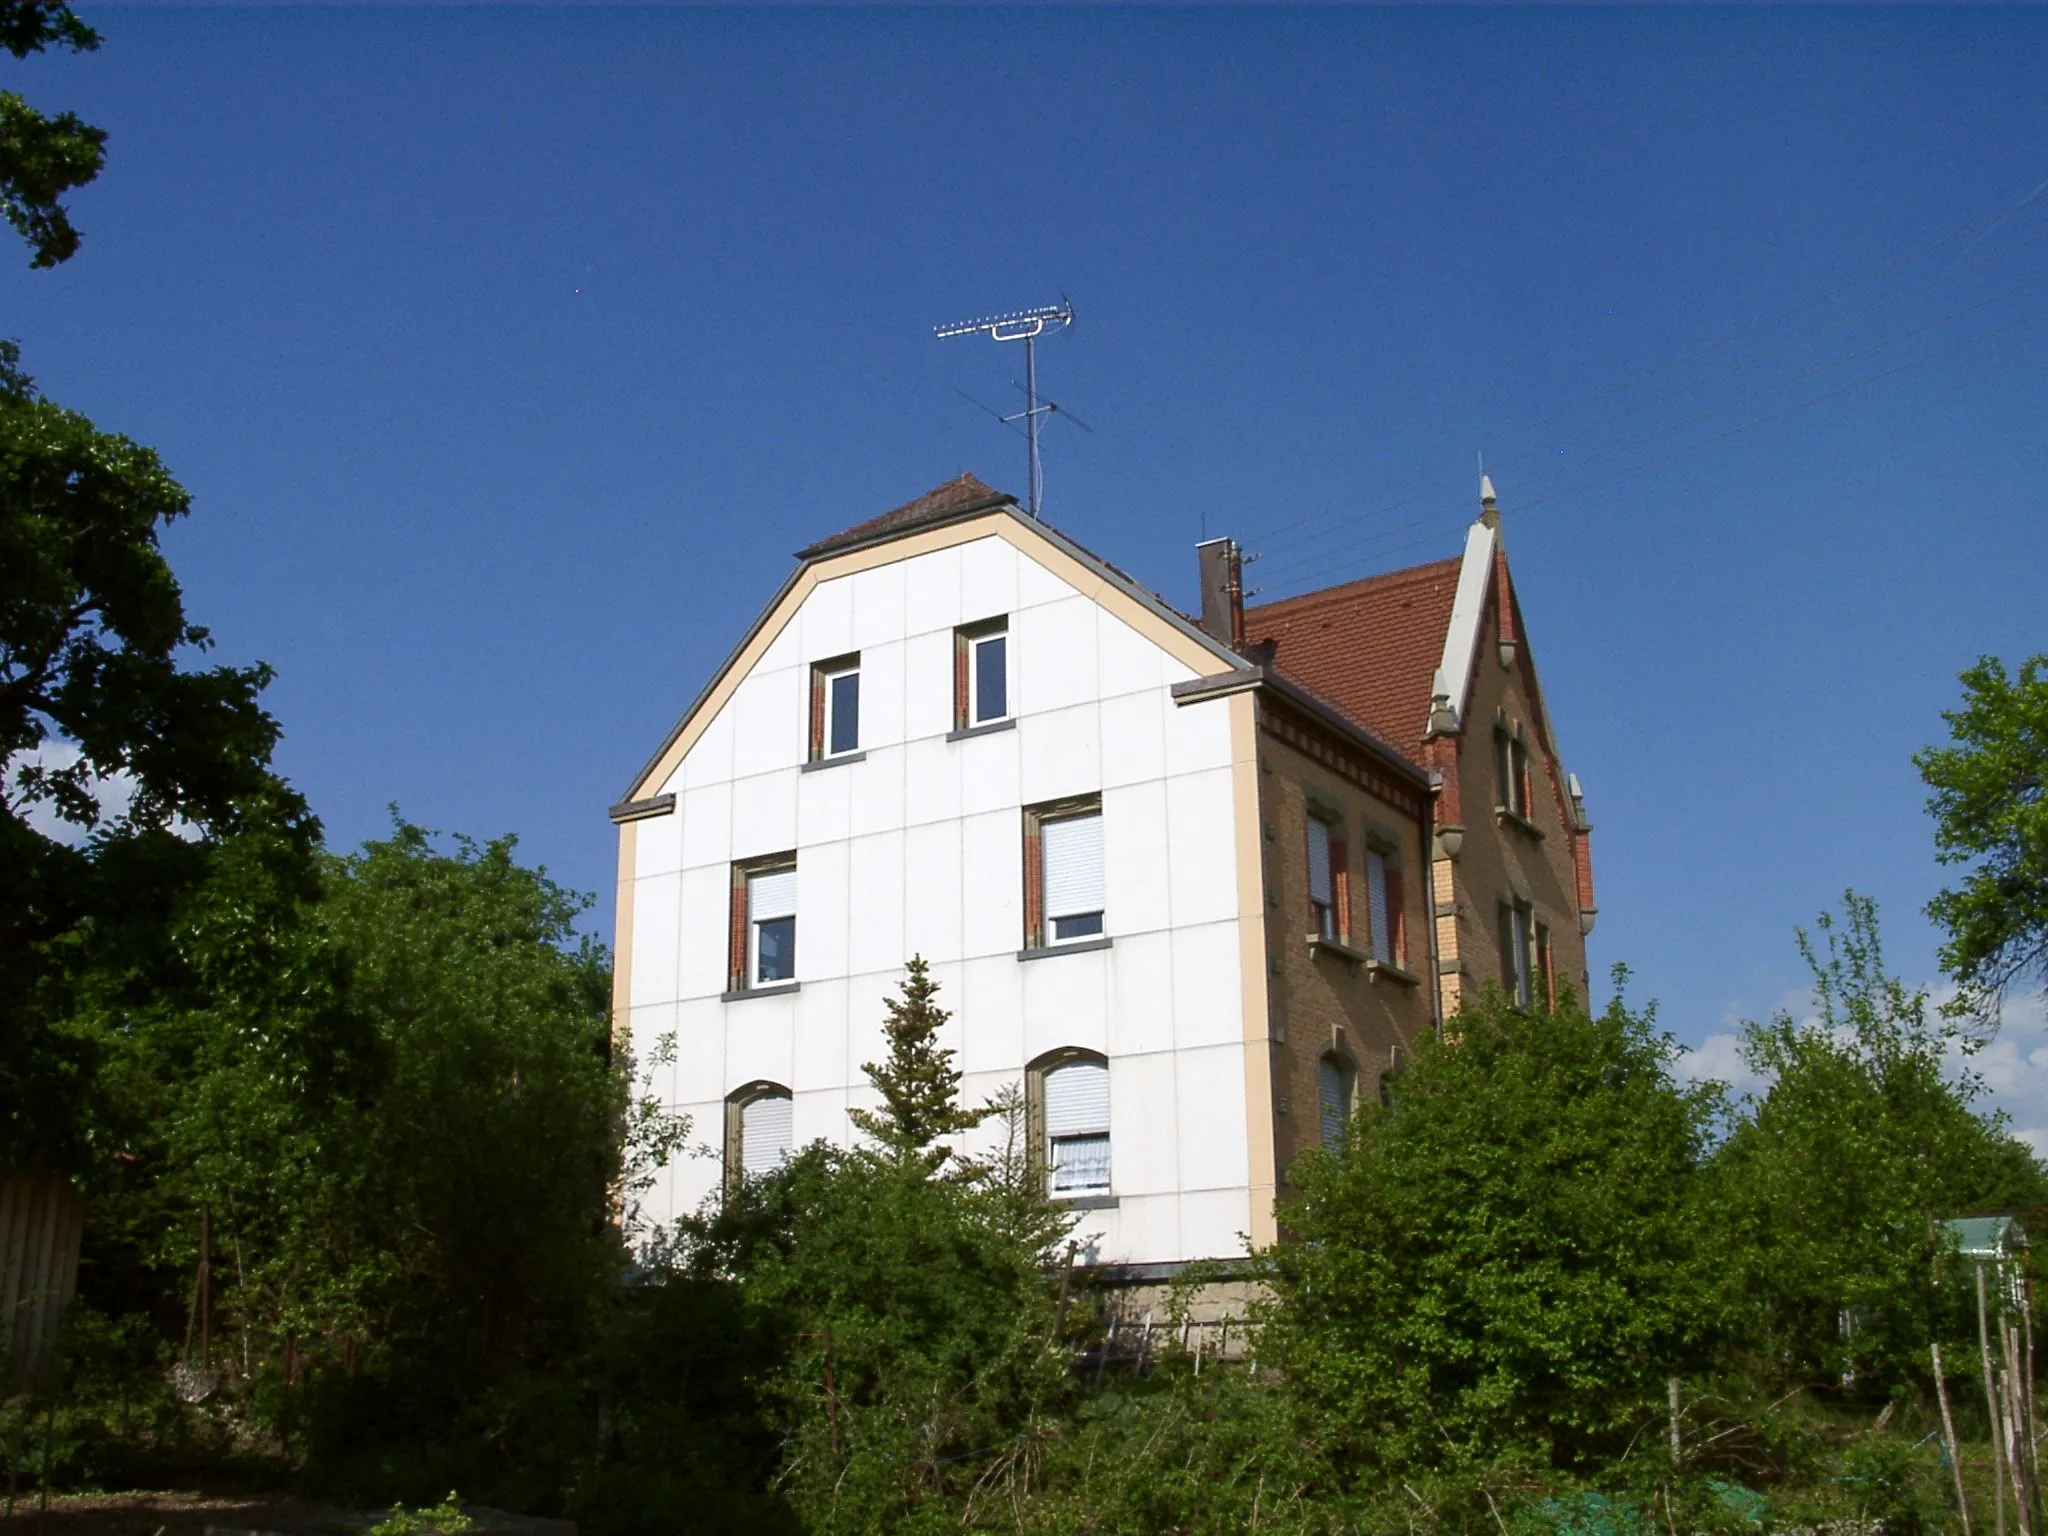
<box><xmin>846</xmin><ymin>956</ymin><xmax>986</xmax><ymax>1166</ymax></box>
<box><xmin>53</xmin><ymin>820</ymin><xmax>671</xmax><ymax>1508</ymax></box>
<box><xmin>655</xmin><ymin>965</ymin><xmax>1074</xmax><ymax>1536</ymax></box>
<box><xmin>1</xmin><ymin>342</ymin><xmax>316</xmax><ymax>1176</ymax></box>
<box><xmin>1270</xmin><ymin>981</ymin><xmax>1721</xmax><ymax>1476</ymax></box>
<box><xmin>0</xmin><ymin>1</ymin><xmax>105</xmax><ymax>266</ymax></box>
<box><xmin>1918</xmin><ymin>654</ymin><xmax>2048</xmax><ymax>1027</ymax></box>
<box><xmin>1706</xmin><ymin>893</ymin><xmax>2048</xmax><ymax>1394</ymax></box>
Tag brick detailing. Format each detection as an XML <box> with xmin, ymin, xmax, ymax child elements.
<box><xmin>728</xmin><ymin>867</ymin><xmax>749</xmax><ymax>989</ymax></box>
<box><xmin>1494</xmin><ymin>545</ymin><xmax>1517</xmax><ymax>651</ymax></box>
<box><xmin>1261</xmin><ymin>700</ymin><xmax>1425</xmax><ymax>820</ymax></box>
<box><xmin>1429</xmin><ymin>733</ymin><xmax>1463</xmax><ymax>828</ymax></box>
<box><xmin>1022</xmin><ymin>812</ymin><xmax>1045</xmax><ymax>949</ymax></box>
<box><xmin>953</xmin><ymin>629</ymin><xmax>970</xmax><ymax>729</ymax></box>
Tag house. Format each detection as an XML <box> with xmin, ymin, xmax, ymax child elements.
<box><xmin>610</xmin><ymin>470</ymin><xmax>1589</xmax><ymax>1280</ymax></box>
<box><xmin>1240</xmin><ymin>474</ymin><xmax>1597</xmax><ymax>1021</ymax></box>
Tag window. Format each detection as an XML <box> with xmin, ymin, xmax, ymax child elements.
<box><xmin>1536</xmin><ymin>921</ymin><xmax>1555</xmax><ymax>1009</ymax></box>
<box><xmin>1496</xmin><ymin>725</ymin><xmax>1532</xmax><ymax>819</ymax></box>
<box><xmin>955</xmin><ymin>619</ymin><xmax>1009</xmax><ymax>728</ymax></box>
<box><xmin>809</xmin><ymin>654</ymin><xmax>860</xmax><ymax>760</ymax></box>
<box><xmin>1318</xmin><ymin>1057</ymin><xmax>1351</xmax><ymax>1150</ymax></box>
<box><xmin>1026</xmin><ymin>800</ymin><xmax>1105</xmax><ymax>948</ymax></box>
<box><xmin>1365</xmin><ymin>847</ymin><xmax>1405</xmax><ymax>966</ymax></box>
<box><xmin>725</xmin><ymin>1084</ymin><xmax>793</xmax><ymax>1190</ymax></box>
<box><xmin>730</xmin><ymin>859</ymin><xmax>797</xmax><ymax>990</ymax></box>
<box><xmin>1500</xmin><ymin>901</ymin><xmax>1533</xmax><ymax>1008</ymax></box>
<box><xmin>1042</xmin><ymin>1055</ymin><xmax>1111</xmax><ymax>1195</ymax></box>
<box><xmin>1305</xmin><ymin>813</ymin><xmax>1346</xmax><ymax>942</ymax></box>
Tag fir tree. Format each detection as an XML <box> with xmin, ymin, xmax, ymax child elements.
<box><xmin>849</xmin><ymin>956</ymin><xmax>987</xmax><ymax>1166</ymax></box>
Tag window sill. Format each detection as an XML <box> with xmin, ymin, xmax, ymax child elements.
<box><xmin>946</xmin><ymin>717</ymin><xmax>1016</xmax><ymax>743</ymax></box>
<box><xmin>721</xmin><ymin>981</ymin><xmax>802</xmax><ymax>1002</ymax></box>
<box><xmin>1306</xmin><ymin>934</ymin><xmax>1369</xmax><ymax>967</ymax></box>
<box><xmin>1366</xmin><ymin>958</ymin><xmax>1422</xmax><ymax>987</ymax></box>
<box><xmin>1053</xmin><ymin>1192</ymin><xmax>1119</xmax><ymax>1210</ymax></box>
<box><xmin>1017</xmin><ymin>936</ymin><xmax>1114</xmax><ymax>962</ymax></box>
<box><xmin>1494</xmin><ymin>806</ymin><xmax>1545</xmax><ymax>840</ymax></box>
<box><xmin>801</xmin><ymin>751</ymin><xmax>865</xmax><ymax>773</ymax></box>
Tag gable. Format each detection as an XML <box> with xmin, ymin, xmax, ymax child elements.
<box><xmin>620</xmin><ymin>507</ymin><xmax>1245</xmax><ymax>805</ymax></box>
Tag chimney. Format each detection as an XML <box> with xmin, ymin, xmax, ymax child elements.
<box><xmin>1196</xmin><ymin>537</ymin><xmax>1244</xmax><ymax>651</ymax></box>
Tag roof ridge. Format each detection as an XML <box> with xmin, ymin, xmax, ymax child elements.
<box><xmin>796</xmin><ymin>472</ymin><xmax>1015</xmax><ymax>560</ymax></box>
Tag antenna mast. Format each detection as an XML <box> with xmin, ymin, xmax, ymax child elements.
<box><xmin>934</xmin><ymin>300</ymin><xmax>1075</xmax><ymax>519</ymax></box>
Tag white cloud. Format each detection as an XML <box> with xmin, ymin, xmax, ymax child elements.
<box><xmin>1952</xmin><ymin>989</ymin><xmax>2048</xmax><ymax>1153</ymax></box>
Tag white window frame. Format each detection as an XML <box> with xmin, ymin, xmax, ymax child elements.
<box><xmin>821</xmin><ymin>660</ymin><xmax>861</xmax><ymax>758</ymax></box>
<box><xmin>1039</xmin><ymin>1055</ymin><xmax>1111</xmax><ymax>1196</ymax></box>
<box><xmin>749</xmin><ymin>864</ymin><xmax>797</xmax><ymax>986</ymax></box>
<box><xmin>1040</xmin><ymin>806</ymin><xmax>1105</xmax><ymax>945</ymax></box>
<box><xmin>968</xmin><ymin>625</ymin><xmax>1009</xmax><ymax>726</ymax></box>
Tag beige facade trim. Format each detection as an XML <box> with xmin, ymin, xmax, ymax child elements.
<box><xmin>624</xmin><ymin>510</ymin><xmax>1239</xmax><ymax>805</ymax></box>
<box><xmin>1228</xmin><ymin>689</ymin><xmax>1279</xmax><ymax>1251</ymax></box>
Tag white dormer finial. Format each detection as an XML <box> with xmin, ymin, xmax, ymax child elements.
<box><xmin>1479</xmin><ymin>472</ymin><xmax>1499</xmax><ymax>529</ymax></box>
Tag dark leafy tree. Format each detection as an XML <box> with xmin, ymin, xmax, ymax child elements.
<box><xmin>1</xmin><ymin>343</ymin><xmax>315</xmax><ymax>1175</ymax></box>
<box><xmin>846</xmin><ymin>956</ymin><xmax>986</xmax><ymax>1167</ymax></box>
<box><xmin>0</xmin><ymin>0</ymin><xmax>105</xmax><ymax>267</ymax></box>
<box><xmin>1918</xmin><ymin>654</ymin><xmax>2048</xmax><ymax>1029</ymax></box>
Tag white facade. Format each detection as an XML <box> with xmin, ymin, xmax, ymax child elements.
<box><xmin>619</xmin><ymin>526</ymin><xmax>1260</xmax><ymax>1268</ymax></box>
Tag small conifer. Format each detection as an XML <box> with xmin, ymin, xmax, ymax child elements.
<box><xmin>849</xmin><ymin>956</ymin><xmax>987</xmax><ymax>1166</ymax></box>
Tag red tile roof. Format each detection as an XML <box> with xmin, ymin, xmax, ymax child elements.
<box><xmin>797</xmin><ymin>473</ymin><xmax>1015</xmax><ymax>559</ymax></box>
<box><xmin>1244</xmin><ymin>555</ymin><xmax>1463</xmax><ymax>752</ymax></box>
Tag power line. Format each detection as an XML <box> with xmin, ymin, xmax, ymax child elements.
<box><xmin>1247</xmin><ymin>253</ymin><xmax>2048</xmax><ymax>576</ymax></box>
<box><xmin>1251</xmin><ymin>295</ymin><xmax>2048</xmax><ymax>602</ymax></box>
<box><xmin>1235</xmin><ymin>168</ymin><xmax>2048</xmax><ymax>553</ymax></box>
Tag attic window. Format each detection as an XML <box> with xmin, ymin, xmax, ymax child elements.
<box><xmin>1494</xmin><ymin>725</ymin><xmax>1532</xmax><ymax>821</ymax></box>
<box><xmin>810</xmin><ymin>655</ymin><xmax>860</xmax><ymax>760</ymax></box>
<box><xmin>955</xmin><ymin>618</ymin><xmax>1009</xmax><ymax>729</ymax></box>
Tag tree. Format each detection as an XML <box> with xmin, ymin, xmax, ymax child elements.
<box><xmin>1270</xmin><ymin>980</ymin><xmax>1721</xmax><ymax>1476</ymax></box>
<box><xmin>1706</xmin><ymin>894</ymin><xmax>2048</xmax><ymax>1394</ymax></box>
<box><xmin>1918</xmin><ymin>654</ymin><xmax>2048</xmax><ymax>1029</ymax></box>
<box><xmin>663</xmin><ymin>966</ymin><xmax>1074</xmax><ymax>1536</ymax></box>
<box><xmin>57</xmin><ymin>819</ymin><xmax>667</xmax><ymax>1506</ymax></box>
<box><xmin>1</xmin><ymin>343</ymin><xmax>316</xmax><ymax>1174</ymax></box>
<box><xmin>0</xmin><ymin>0</ymin><xmax>105</xmax><ymax>267</ymax></box>
<box><xmin>846</xmin><ymin>957</ymin><xmax>986</xmax><ymax>1167</ymax></box>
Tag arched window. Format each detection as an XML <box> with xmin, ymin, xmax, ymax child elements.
<box><xmin>1031</xmin><ymin>1052</ymin><xmax>1111</xmax><ymax>1196</ymax></box>
<box><xmin>1318</xmin><ymin>1056</ymin><xmax>1352</xmax><ymax>1150</ymax></box>
<box><xmin>724</xmin><ymin>1082</ymin><xmax>793</xmax><ymax>1191</ymax></box>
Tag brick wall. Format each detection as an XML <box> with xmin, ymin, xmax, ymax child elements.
<box><xmin>1437</xmin><ymin>599</ymin><xmax>1590</xmax><ymax>1010</ymax></box>
<box><xmin>1254</xmin><ymin>719</ymin><xmax>1436</xmax><ymax>1192</ymax></box>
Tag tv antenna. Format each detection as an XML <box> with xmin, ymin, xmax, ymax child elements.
<box><xmin>934</xmin><ymin>299</ymin><xmax>1076</xmax><ymax>519</ymax></box>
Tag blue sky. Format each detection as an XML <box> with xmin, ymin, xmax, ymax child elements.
<box><xmin>7</xmin><ymin>5</ymin><xmax>2047</xmax><ymax>1116</ymax></box>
